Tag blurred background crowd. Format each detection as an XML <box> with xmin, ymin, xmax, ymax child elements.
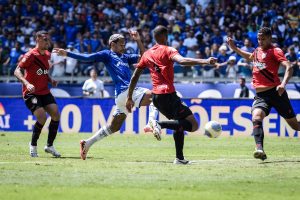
<box><xmin>0</xmin><ymin>0</ymin><xmax>299</xmax><ymax>82</ymax></box>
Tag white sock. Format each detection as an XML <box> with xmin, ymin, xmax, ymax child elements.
<box><xmin>147</xmin><ymin>102</ymin><xmax>158</xmax><ymax>125</ymax></box>
<box><xmin>85</xmin><ymin>126</ymin><xmax>112</xmax><ymax>147</ymax></box>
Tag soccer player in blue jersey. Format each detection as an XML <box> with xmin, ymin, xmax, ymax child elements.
<box><xmin>54</xmin><ymin>30</ymin><xmax>159</xmax><ymax>160</ymax></box>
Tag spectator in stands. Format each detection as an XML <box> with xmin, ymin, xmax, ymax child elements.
<box><xmin>202</xmin><ymin>46</ymin><xmax>215</xmax><ymax>78</ymax></box>
<box><xmin>50</xmin><ymin>42</ymin><xmax>65</xmax><ymax>77</ymax></box>
<box><xmin>226</xmin><ymin>55</ymin><xmax>238</xmax><ymax>78</ymax></box>
<box><xmin>285</xmin><ymin>46</ymin><xmax>299</xmax><ymax>76</ymax></box>
<box><xmin>65</xmin><ymin>42</ymin><xmax>79</xmax><ymax>78</ymax></box>
<box><xmin>237</xmin><ymin>57</ymin><xmax>252</xmax><ymax>78</ymax></box>
<box><xmin>287</xmin><ymin>7</ymin><xmax>300</xmax><ymax>30</ymax></box>
<box><xmin>0</xmin><ymin>47</ymin><xmax>10</xmax><ymax>75</ymax></box>
<box><xmin>239</xmin><ymin>77</ymin><xmax>249</xmax><ymax>98</ymax></box>
<box><xmin>292</xmin><ymin>37</ymin><xmax>299</xmax><ymax>53</ymax></box>
<box><xmin>82</xmin><ymin>68</ymin><xmax>104</xmax><ymax>98</ymax></box>
<box><xmin>216</xmin><ymin>45</ymin><xmax>229</xmax><ymax>77</ymax></box>
<box><xmin>8</xmin><ymin>42</ymin><xmax>23</xmax><ymax>76</ymax></box>
<box><xmin>171</xmin><ymin>32</ymin><xmax>180</xmax><ymax>49</ymax></box>
<box><xmin>241</xmin><ymin>38</ymin><xmax>255</xmax><ymax>53</ymax></box>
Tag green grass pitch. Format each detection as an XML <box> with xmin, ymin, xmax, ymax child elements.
<box><xmin>0</xmin><ymin>132</ymin><xmax>300</xmax><ymax>200</ymax></box>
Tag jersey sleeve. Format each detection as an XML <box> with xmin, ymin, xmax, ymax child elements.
<box><xmin>136</xmin><ymin>54</ymin><xmax>147</xmax><ymax>69</ymax></box>
<box><xmin>167</xmin><ymin>47</ymin><xmax>179</xmax><ymax>60</ymax></box>
<box><xmin>274</xmin><ymin>48</ymin><xmax>287</xmax><ymax>62</ymax></box>
<box><xmin>67</xmin><ymin>50</ymin><xmax>109</xmax><ymax>63</ymax></box>
<box><xmin>18</xmin><ymin>52</ymin><xmax>34</xmax><ymax>69</ymax></box>
<box><xmin>125</xmin><ymin>54</ymin><xmax>140</xmax><ymax>65</ymax></box>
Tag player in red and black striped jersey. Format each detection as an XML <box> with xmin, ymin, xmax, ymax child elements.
<box><xmin>14</xmin><ymin>31</ymin><xmax>61</xmax><ymax>158</ymax></box>
<box><xmin>227</xmin><ymin>27</ymin><xmax>300</xmax><ymax>161</ymax></box>
<box><xmin>126</xmin><ymin>25</ymin><xmax>217</xmax><ymax>164</ymax></box>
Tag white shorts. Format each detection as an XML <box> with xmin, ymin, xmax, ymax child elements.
<box><xmin>114</xmin><ymin>87</ymin><xmax>149</xmax><ymax>116</ymax></box>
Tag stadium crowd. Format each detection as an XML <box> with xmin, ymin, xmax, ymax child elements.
<box><xmin>0</xmin><ymin>0</ymin><xmax>299</xmax><ymax>81</ymax></box>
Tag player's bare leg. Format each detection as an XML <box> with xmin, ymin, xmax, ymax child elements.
<box><xmin>80</xmin><ymin>113</ymin><xmax>126</xmax><ymax>160</ymax></box>
<box><xmin>285</xmin><ymin>117</ymin><xmax>300</xmax><ymax>131</ymax></box>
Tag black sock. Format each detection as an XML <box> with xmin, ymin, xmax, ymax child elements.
<box><xmin>173</xmin><ymin>130</ymin><xmax>185</xmax><ymax>160</ymax></box>
<box><xmin>47</xmin><ymin>120</ymin><xmax>59</xmax><ymax>147</ymax></box>
<box><xmin>31</xmin><ymin>122</ymin><xmax>43</xmax><ymax>146</ymax></box>
<box><xmin>253</xmin><ymin>120</ymin><xmax>264</xmax><ymax>149</ymax></box>
<box><xmin>159</xmin><ymin>119</ymin><xmax>192</xmax><ymax>132</ymax></box>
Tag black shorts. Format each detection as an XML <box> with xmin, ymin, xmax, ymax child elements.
<box><xmin>252</xmin><ymin>87</ymin><xmax>295</xmax><ymax>119</ymax></box>
<box><xmin>24</xmin><ymin>93</ymin><xmax>57</xmax><ymax>114</ymax></box>
<box><xmin>152</xmin><ymin>92</ymin><xmax>192</xmax><ymax>120</ymax></box>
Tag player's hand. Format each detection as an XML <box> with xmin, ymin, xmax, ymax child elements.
<box><xmin>129</xmin><ymin>29</ymin><xmax>141</xmax><ymax>41</ymax></box>
<box><xmin>51</xmin><ymin>79</ymin><xmax>58</xmax><ymax>87</ymax></box>
<box><xmin>53</xmin><ymin>48</ymin><xmax>67</xmax><ymax>57</ymax></box>
<box><xmin>26</xmin><ymin>83</ymin><xmax>35</xmax><ymax>93</ymax></box>
<box><xmin>226</xmin><ymin>37</ymin><xmax>237</xmax><ymax>50</ymax></box>
<box><xmin>126</xmin><ymin>98</ymin><xmax>134</xmax><ymax>113</ymax></box>
<box><xmin>207</xmin><ymin>57</ymin><xmax>217</xmax><ymax>65</ymax></box>
<box><xmin>276</xmin><ymin>84</ymin><xmax>285</xmax><ymax>96</ymax></box>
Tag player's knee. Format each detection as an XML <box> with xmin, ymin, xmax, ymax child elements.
<box><xmin>37</xmin><ymin>116</ymin><xmax>47</xmax><ymax>125</ymax></box>
<box><xmin>252</xmin><ymin>109</ymin><xmax>265</xmax><ymax>121</ymax></box>
<box><xmin>191</xmin><ymin>123</ymin><xmax>198</xmax><ymax>132</ymax></box>
<box><xmin>252</xmin><ymin>115</ymin><xmax>264</xmax><ymax>122</ymax></box>
<box><xmin>51</xmin><ymin>112</ymin><xmax>60</xmax><ymax>121</ymax></box>
<box><xmin>190</xmin><ymin>119</ymin><xmax>199</xmax><ymax>132</ymax></box>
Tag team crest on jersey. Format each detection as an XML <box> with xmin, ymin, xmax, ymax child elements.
<box><xmin>31</xmin><ymin>97</ymin><xmax>37</xmax><ymax>104</ymax></box>
<box><xmin>22</xmin><ymin>57</ymin><xmax>27</xmax><ymax>63</ymax></box>
<box><xmin>261</xmin><ymin>53</ymin><xmax>267</xmax><ymax>59</ymax></box>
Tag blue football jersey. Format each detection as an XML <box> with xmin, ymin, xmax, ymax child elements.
<box><xmin>67</xmin><ymin>50</ymin><xmax>139</xmax><ymax>96</ymax></box>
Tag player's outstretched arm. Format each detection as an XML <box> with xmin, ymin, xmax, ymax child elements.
<box><xmin>226</xmin><ymin>37</ymin><xmax>253</xmax><ymax>61</ymax></box>
<box><xmin>53</xmin><ymin>48</ymin><xmax>99</xmax><ymax>62</ymax></box>
<box><xmin>14</xmin><ymin>66</ymin><xmax>35</xmax><ymax>93</ymax></box>
<box><xmin>172</xmin><ymin>54</ymin><xmax>217</xmax><ymax>66</ymax></box>
<box><xmin>126</xmin><ymin>68</ymin><xmax>144</xmax><ymax>113</ymax></box>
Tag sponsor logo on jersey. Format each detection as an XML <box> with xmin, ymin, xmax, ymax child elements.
<box><xmin>36</xmin><ymin>68</ymin><xmax>49</xmax><ymax>75</ymax></box>
<box><xmin>253</xmin><ymin>61</ymin><xmax>266</xmax><ymax>70</ymax></box>
<box><xmin>116</xmin><ymin>61</ymin><xmax>129</xmax><ymax>68</ymax></box>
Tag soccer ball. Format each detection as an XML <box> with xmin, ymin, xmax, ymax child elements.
<box><xmin>204</xmin><ymin>121</ymin><xmax>222</xmax><ymax>138</ymax></box>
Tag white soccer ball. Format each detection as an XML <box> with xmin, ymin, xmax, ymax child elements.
<box><xmin>204</xmin><ymin>121</ymin><xmax>222</xmax><ymax>138</ymax></box>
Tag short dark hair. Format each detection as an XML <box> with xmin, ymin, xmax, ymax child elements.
<box><xmin>153</xmin><ymin>25</ymin><xmax>168</xmax><ymax>42</ymax></box>
<box><xmin>35</xmin><ymin>30</ymin><xmax>48</xmax><ymax>40</ymax></box>
<box><xmin>258</xmin><ymin>27</ymin><xmax>272</xmax><ymax>37</ymax></box>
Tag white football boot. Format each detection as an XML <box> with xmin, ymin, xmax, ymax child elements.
<box><xmin>44</xmin><ymin>146</ymin><xmax>61</xmax><ymax>158</ymax></box>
